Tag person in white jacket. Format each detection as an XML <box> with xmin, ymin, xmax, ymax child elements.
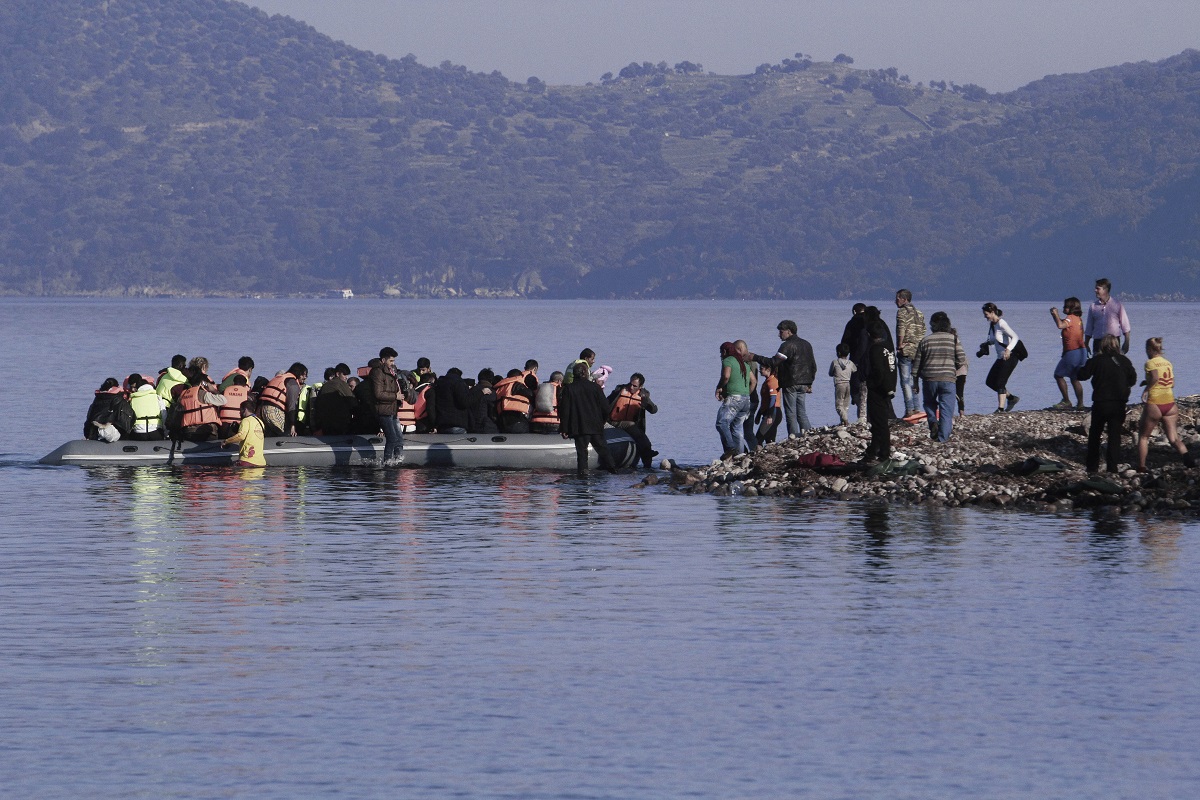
<box><xmin>979</xmin><ymin>302</ymin><xmax>1022</xmax><ymax>413</ymax></box>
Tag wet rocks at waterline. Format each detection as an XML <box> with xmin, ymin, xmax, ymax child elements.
<box><xmin>649</xmin><ymin>398</ymin><xmax>1200</xmax><ymax>516</ymax></box>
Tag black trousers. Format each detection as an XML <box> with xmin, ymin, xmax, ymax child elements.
<box><xmin>500</xmin><ymin>413</ymin><xmax>530</xmax><ymax>434</ymax></box>
<box><xmin>619</xmin><ymin>423</ymin><xmax>655</xmax><ymax>467</ymax></box>
<box><xmin>865</xmin><ymin>389</ymin><xmax>891</xmax><ymax>460</ymax></box>
<box><xmin>985</xmin><ymin>357</ymin><xmax>1019</xmax><ymax>395</ymax></box>
<box><xmin>756</xmin><ymin>409</ymin><xmax>782</xmax><ymax>445</ymax></box>
<box><xmin>1087</xmin><ymin>401</ymin><xmax>1127</xmax><ymax>472</ymax></box>
<box><xmin>573</xmin><ymin>434</ymin><xmax>616</xmax><ymax>475</ymax></box>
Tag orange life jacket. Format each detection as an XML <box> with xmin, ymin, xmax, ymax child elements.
<box><xmin>530</xmin><ymin>382</ymin><xmax>560</xmax><ymax>425</ymax></box>
<box><xmin>609</xmin><ymin>386</ymin><xmax>644</xmax><ymax>423</ymax></box>
<box><xmin>258</xmin><ymin>372</ymin><xmax>295</xmax><ymax>411</ymax></box>
<box><xmin>223</xmin><ymin>367</ymin><xmax>250</xmax><ymax>382</ymax></box>
<box><xmin>179</xmin><ymin>385</ymin><xmax>220</xmax><ymax>428</ymax></box>
<box><xmin>494</xmin><ymin>375</ymin><xmax>532</xmax><ymax>415</ymax></box>
<box><xmin>220</xmin><ymin>384</ymin><xmax>250</xmax><ymax>424</ymax></box>
<box><xmin>760</xmin><ymin>375</ymin><xmax>780</xmax><ymax>410</ymax></box>
<box><xmin>396</xmin><ymin>383</ymin><xmax>431</xmax><ymax>426</ymax></box>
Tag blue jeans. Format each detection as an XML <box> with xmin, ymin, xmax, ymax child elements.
<box><xmin>378</xmin><ymin>414</ymin><xmax>404</xmax><ymax>460</ymax></box>
<box><xmin>922</xmin><ymin>380</ymin><xmax>956</xmax><ymax>442</ymax></box>
<box><xmin>781</xmin><ymin>386</ymin><xmax>812</xmax><ymax>436</ymax></box>
<box><xmin>715</xmin><ymin>395</ymin><xmax>751</xmax><ymax>454</ymax></box>
<box><xmin>897</xmin><ymin>355</ymin><xmax>916</xmax><ymax>414</ymax></box>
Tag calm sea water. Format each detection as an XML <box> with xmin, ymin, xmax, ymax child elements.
<box><xmin>2</xmin><ymin>298</ymin><xmax>1199</xmax><ymax>798</ymax></box>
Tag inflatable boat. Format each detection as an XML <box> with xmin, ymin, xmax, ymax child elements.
<box><xmin>40</xmin><ymin>428</ymin><xmax>638</xmax><ymax>469</ymax></box>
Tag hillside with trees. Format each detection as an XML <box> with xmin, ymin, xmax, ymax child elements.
<box><xmin>1</xmin><ymin>0</ymin><xmax>1199</xmax><ymax>298</ymax></box>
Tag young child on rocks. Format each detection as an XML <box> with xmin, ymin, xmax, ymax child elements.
<box><xmin>829</xmin><ymin>343</ymin><xmax>857</xmax><ymax>426</ymax></box>
<box><xmin>755</xmin><ymin>362</ymin><xmax>782</xmax><ymax>445</ymax></box>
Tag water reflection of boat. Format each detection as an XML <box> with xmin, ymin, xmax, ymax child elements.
<box><xmin>40</xmin><ymin>429</ymin><xmax>637</xmax><ymax>469</ymax></box>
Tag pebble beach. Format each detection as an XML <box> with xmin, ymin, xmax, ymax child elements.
<box><xmin>648</xmin><ymin>397</ymin><xmax>1200</xmax><ymax>516</ymax></box>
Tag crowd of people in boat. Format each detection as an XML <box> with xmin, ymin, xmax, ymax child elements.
<box><xmin>83</xmin><ymin>347</ymin><xmax>659</xmax><ymax>472</ymax></box>
<box><xmin>717</xmin><ymin>277</ymin><xmax>1194</xmax><ymax>474</ymax></box>
<box><xmin>79</xmin><ymin>276</ymin><xmax>1193</xmax><ymax>475</ymax></box>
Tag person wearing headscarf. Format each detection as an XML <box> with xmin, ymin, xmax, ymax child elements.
<box><xmin>715</xmin><ymin>341</ymin><xmax>753</xmax><ymax>458</ymax></box>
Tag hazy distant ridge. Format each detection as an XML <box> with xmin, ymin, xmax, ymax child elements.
<box><xmin>1</xmin><ymin>0</ymin><xmax>1198</xmax><ymax>298</ymax></box>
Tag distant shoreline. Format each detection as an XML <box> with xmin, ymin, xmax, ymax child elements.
<box><xmin>3</xmin><ymin>292</ymin><xmax>1199</xmax><ymax>302</ymax></box>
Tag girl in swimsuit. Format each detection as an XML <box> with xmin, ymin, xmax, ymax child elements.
<box><xmin>1137</xmin><ymin>337</ymin><xmax>1195</xmax><ymax>471</ymax></box>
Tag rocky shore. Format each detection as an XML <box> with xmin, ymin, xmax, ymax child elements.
<box><xmin>647</xmin><ymin>397</ymin><xmax>1200</xmax><ymax>516</ymax></box>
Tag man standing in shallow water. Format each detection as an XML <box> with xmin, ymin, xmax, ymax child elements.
<box><xmin>560</xmin><ymin>362</ymin><xmax>618</xmax><ymax>477</ymax></box>
<box><xmin>1084</xmin><ymin>277</ymin><xmax>1132</xmax><ymax>355</ymax></box>
<box><xmin>370</xmin><ymin>347</ymin><xmax>405</xmax><ymax>462</ymax></box>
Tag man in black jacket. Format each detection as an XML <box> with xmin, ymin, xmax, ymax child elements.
<box><xmin>863</xmin><ymin>321</ymin><xmax>897</xmax><ymax>464</ymax></box>
<box><xmin>750</xmin><ymin>319</ymin><xmax>817</xmax><ymax>436</ymax></box>
<box><xmin>841</xmin><ymin>303</ymin><xmax>870</xmax><ymax>421</ymax></box>
<box><xmin>351</xmin><ymin>359</ymin><xmax>381</xmax><ymax>435</ymax></box>
<box><xmin>466</xmin><ymin>369</ymin><xmax>499</xmax><ymax>433</ymax></box>
<box><xmin>560</xmin><ymin>362</ymin><xmax>618</xmax><ymax>476</ymax></box>
<box><xmin>84</xmin><ymin>377</ymin><xmax>135</xmax><ymax>441</ymax></box>
<box><xmin>313</xmin><ymin>364</ymin><xmax>357</xmax><ymax>436</ymax></box>
<box><xmin>433</xmin><ymin>367</ymin><xmax>471</xmax><ymax>433</ymax></box>
<box><xmin>1077</xmin><ymin>334</ymin><xmax>1137</xmax><ymax>473</ymax></box>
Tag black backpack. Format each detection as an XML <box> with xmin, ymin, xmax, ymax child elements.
<box><xmin>111</xmin><ymin>400</ymin><xmax>135</xmax><ymax>437</ymax></box>
<box><xmin>164</xmin><ymin>398</ymin><xmax>187</xmax><ymax>438</ymax></box>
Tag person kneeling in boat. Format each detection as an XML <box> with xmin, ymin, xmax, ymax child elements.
<box><xmin>530</xmin><ymin>371</ymin><xmax>563</xmax><ymax>434</ymax></box>
<box><xmin>219</xmin><ymin>356</ymin><xmax>255</xmax><ymax>391</ymax></box>
<box><xmin>218</xmin><ymin>374</ymin><xmax>251</xmax><ymax>439</ymax></box>
<box><xmin>155</xmin><ymin>354</ymin><xmax>189</xmax><ymax>407</ymax></box>
<box><xmin>563</xmin><ymin>348</ymin><xmax>596</xmax><ymax>384</ymax></box>
<box><xmin>408</xmin><ymin>373</ymin><xmax>438</xmax><ymax>433</ymax></box>
<box><xmin>175</xmin><ymin>365</ymin><xmax>227</xmax><ymax>442</ymax></box>
<box><xmin>313</xmin><ymin>364</ymin><xmax>357</xmax><ymax>436</ymax></box>
<box><xmin>258</xmin><ymin>363</ymin><xmax>308</xmax><ymax>437</ymax></box>
<box><xmin>495</xmin><ymin>368</ymin><xmax>536</xmax><ymax>433</ymax></box>
<box><xmin>84</xmin><ymin>377</ymin><xmax>135</xmax><ymax>443</ymax></box>
<box><xmin>127</xmin><ymin>374</ymin><xmax>167</xmax><ymax>441</ymax></box>
<box><xmin>352</xmin><ymin>359</ymin><xmax>382</xmax><ymax>435</ymax></box>
<box><xmin>433</xmin><ymin>367</ymin><xmax>471</xmax><ymax>434</ymax></box>
<box><xmin>223</xmin><ymin>401</ymin><xmax>267</xmax><ymax>467</ymax></box>
<box><xmin>607</xmin><ymin>372</ymin><xmax>659</xmax><ymax>468</ymax></box>
<box><xmin>467</xmin><ymin>369</ymin><xmax>500</xmax><ymax>434</ymax></box>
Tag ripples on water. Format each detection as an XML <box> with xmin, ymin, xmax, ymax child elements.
<box><xmin>2</xmin><ymin>461</ymin><xmax>1198</xmax><ymax>798</ymax></box>
<box><xmin>2</xmin><ymin>299</ymin><xmax>1199</xmax><ymax>797</ymax></box>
